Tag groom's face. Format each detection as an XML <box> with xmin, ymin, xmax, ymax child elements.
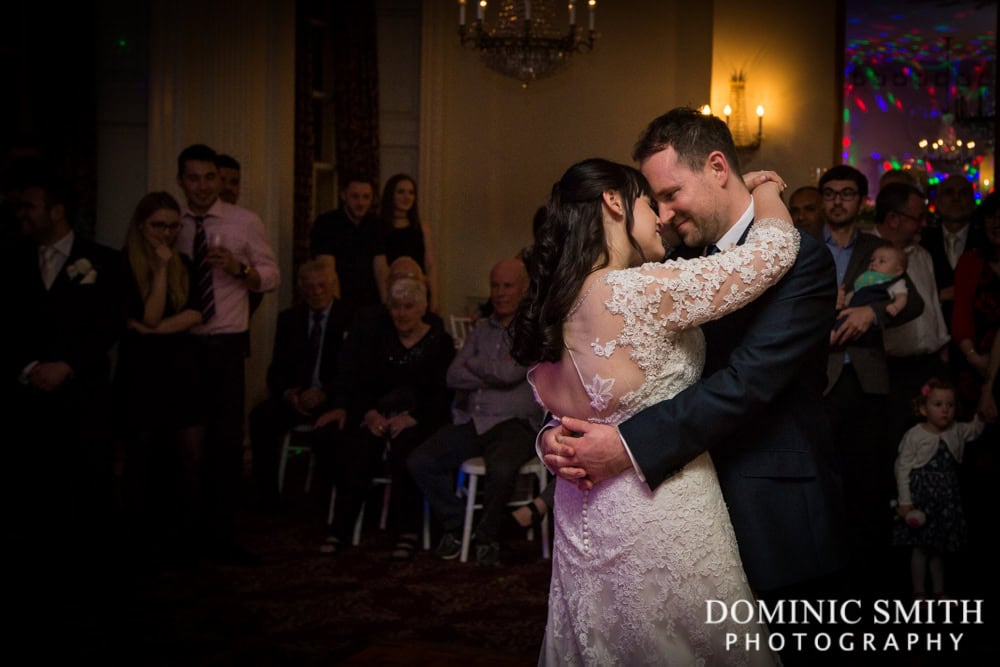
<box><xmin>640</xmin><ymin>146</ymin><xmax>727</xmax><ymax>248</ymax></box>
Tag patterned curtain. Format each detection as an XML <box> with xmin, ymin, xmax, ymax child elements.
<box><xmin>292</xmin><ymin>1</ymin><xmax>316</xmax><ymax>276</ymax></box>
<box><xmin>292</xmin><ymin>0</ymin><xmax>380</xmax><ymax>286</ymax></box>
<box><xmin>331</xmin><ymin>0</ymin><xmax>380</xmax><ymax>187</ymax></box>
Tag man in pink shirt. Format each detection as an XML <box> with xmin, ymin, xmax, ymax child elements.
<box><xmin>175</xmin><ymin>143</ymin><xmax>279</xmax><ymax>565</ymax></box>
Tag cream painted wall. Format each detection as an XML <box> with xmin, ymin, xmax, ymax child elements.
<box><xmin>421</xmin><ymin>0</ymin><xmax>713</xmax><ymax>318</ymax></box>
<box><xmin>147</xmin><ymin>0</ymin><xmax>296</xmax><ymax>408</ymax></box>
<box><xmin>421</xmin><ymin>0</ymin><xmax>839</xmax><ymax>319</ymax></box>
<box><xmin>711</xmin><ymin>0</ymin><xmax>840</xmax><ymax>191</ymax></box>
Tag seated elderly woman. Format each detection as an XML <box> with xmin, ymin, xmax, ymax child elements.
<box><xmin>322</xmin><ymin>276</ymin><xmax>455</xmax><ymax>559</ymax></box>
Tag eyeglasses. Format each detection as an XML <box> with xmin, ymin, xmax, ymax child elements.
<box><xmin>821</xmin><ymin>188</ymin><xmax>860</xmax><ymax>201</ymax></box>
<box><xmin>149</xmin><ymin>222</ymin><xmax>181</xmax><ymax>231</ymax></box>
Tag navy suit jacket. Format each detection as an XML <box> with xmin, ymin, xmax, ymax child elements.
<box><xmin>618</xmin><ymin>229</ymin><xmax>850</xmax><ymax>592</ymax></box>
<box><xmin>266</xmin><ymin>302</ymin><xmax>348</xmax><ymax>409</ymax></box>
<box><xmin>11</xmin><ymin>235</ymin><xmax>123</xmax><ymax>388</ymax></box>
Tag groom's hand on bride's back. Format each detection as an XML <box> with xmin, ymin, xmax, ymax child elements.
<box><xmin>541</xmin><ymin>416</ymin><xmax>633</xmax><ymax>490</ymax></box>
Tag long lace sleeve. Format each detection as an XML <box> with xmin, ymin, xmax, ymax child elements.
<box><xmin>606</xmin><ymin>217</ymin><xmax>799</xmax><ymax>332</ymax></box>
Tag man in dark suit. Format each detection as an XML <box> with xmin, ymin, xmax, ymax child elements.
<box><xmin>249</xmin><ymin>257</ymin><xmax>348</xmax><ymax>509</ymax></box>
<box><xmin>819</xmin><ymin>166</ymin><xmax>924</xmax><ymax>590</ymax></box>
<box><xmin>541</xmin><ymin>108</ymin><xmax>851</xmax><ymax>660</ymax></box>
<box><xmin>921</xmin><ymin>174</ymin><xmax>983</xmax><ymax>330</ymax></box>
<box><xmin>9</xmin><ymin>171</ymin><xmax>122</xmax><ymax>552</ymax></box>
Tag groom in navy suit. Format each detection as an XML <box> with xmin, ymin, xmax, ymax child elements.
<box><xmin>8</xmin><ymin>171</ymin><xmax>122</xmax><ymax>551</ymax></box>
<box><xmin>543</xmin><ymin>108</ymin><xmax>850</xmax><ymax>602</ymax></box>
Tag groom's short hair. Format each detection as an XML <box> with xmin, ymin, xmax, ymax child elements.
<box><xmin>632</xmin><ymin>107</ymin><xmax>741</xmax><ymax>176</ymax></box>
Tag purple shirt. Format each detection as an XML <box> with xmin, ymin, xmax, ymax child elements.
<box><xmin>177</xmin><ymin>198</ymin><xmax>279</xmax><ymax>335</ymax></box>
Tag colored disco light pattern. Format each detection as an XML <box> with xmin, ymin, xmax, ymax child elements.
<box><xmin>841</xmin><ymin>1</ymin><xmax>995</xmax><ymax>194</ymax></box>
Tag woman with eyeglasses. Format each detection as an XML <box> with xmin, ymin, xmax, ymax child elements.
<box><xmin>115</xmin><ymin>191</ymin><xmax>206</xmax><ymax>564</ymax></box>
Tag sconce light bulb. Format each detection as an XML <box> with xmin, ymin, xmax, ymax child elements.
<box><xmin>723</xmin><ymin>105</ymin><xmax>732</xmax><ymax>116</ymax></box>
<box><xmin>588</xmin><ymin>0</ymin><xmax>596</xmax><ymax>6</ymax></box>
<box><xmin>756</xmin><ymin>105</ymin><xmax>765</xmax><ymax>117</ymax></box>
<box><xmin>918</xmin><ymin>139</ymin><xmax>928</xmax><ymax>148</ymax></box>
<box><xmin>701</xmin><ymin>104</ymin><xmax>712</xmax><ymax>115</ymax></box>
<box><xmin>957</xmin><ymin>140</ymin><xmax>964</xmax><ymax>147</ymax></box>
<box><xmin>967</xmin><ymin>141</ymin><xmax>975</xmax><ymax>149</ymax></box>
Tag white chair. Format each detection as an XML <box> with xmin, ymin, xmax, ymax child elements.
<box><xmin>449</xmin><ymin>315</ymin><xmax>473</xmax><ymax>349</ymax></box>
<box><xmin>327</xmin><ymin>440</ymin><xmax>432</xmax><ymax>549</ymax></box>
<box><xmin>457</xmin><ymin>456</ymin><xmax>551</xmax><ymax>563</ymax></box>
<box><xmin>278</xmin><ymin>423</ymin><xmax>316</xmax><ymax>494</ymax></box>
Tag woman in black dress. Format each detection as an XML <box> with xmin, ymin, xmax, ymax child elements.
<box><xmin>325</xmin><ymin>277</ymin><xmax>454</xmax><ymax>559</ymax></box>
<box><xmin>116</xmin><ymin>192</ymin><xmax>204</xmax><ymax>558</ymax></box>
<box><xmin>380</xmin><ymin>174</ymin><xmax>439</xmax><ymax>312</ymax></box>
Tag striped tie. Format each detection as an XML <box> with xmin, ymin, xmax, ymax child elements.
<box><xmin>193</xmin><ymin>216</ymin><xmax>215</xmax><ymax>321</ymax></box>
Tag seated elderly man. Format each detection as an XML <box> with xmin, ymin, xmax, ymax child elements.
<box><xmin>408</xmin><ymin>257</ymin><xmax>541</xmax><ymax>566</ymax></box>
<box><xmin>248</xmin><ymin>257</ymin><xmax>347</xmax><ymax>509</ymax></box>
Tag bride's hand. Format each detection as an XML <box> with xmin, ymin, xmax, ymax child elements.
<box><xmin>542</xmin><ymin>416</ymin><xmax>634</xmax><ymax>488</ymax></box>
<box><xmin>743</xmin><ymin>170</ymin><xmax>787</xmax><ymax>193</ymax></box>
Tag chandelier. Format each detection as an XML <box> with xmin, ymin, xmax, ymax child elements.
<box><xmin>458</xmin><ymin>1</ymin><xmax>598</xmax><ymax>87</ymax></box>
<box><xmin>917</xmin><ymin>115</ymin><xmax>981</xmax><ymax>173</ymax></box>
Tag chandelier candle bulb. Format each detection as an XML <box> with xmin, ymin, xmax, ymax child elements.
<box><xmin>756</xmin><ymin>105</ymin><xmax>765</xmax><ymax>137</ymax></box>
<box><xmin>459</xmin><ymin>0</ymin><xmax>466</xmax><ymax>25</ymax></box>
<box><xmin>724</xmin><ymin>104</ymin><xmax>732</xmax><ymax>125</ymax></box>
<box><xmin>569</xmin><ymin>2</ymin><xmax>575</xmax><ymax>25</ymax></box>
<box><xmin>478</xmin><ymin>0</ymin><xmax>485</xmax><ymax>21</ymax></box>
<box><xmin>525</xmin><ymin>1</ymin><xmax>530</xmax><ymax>20</ymax></box>
<box><xmin>588</xmin><ymin>0</ymin><xmax>596</xmax><ymax>31</ymax></box>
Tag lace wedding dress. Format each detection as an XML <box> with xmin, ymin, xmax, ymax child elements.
<box><xmin>530</xmin><ymin>218</ymin><xmax>798</xmax><ymax>666</ymax></box>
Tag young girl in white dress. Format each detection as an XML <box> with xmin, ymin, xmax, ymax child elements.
<box><xmin>511</xmin><ymin>158</ymin><xmax>796</xmax><ymax>666</ymax></box>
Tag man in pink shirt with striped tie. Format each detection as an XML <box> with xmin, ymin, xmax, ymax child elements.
<box><xmin>175</xmin><ymin>143</ymin><xmax>280</xmax><ymax>565</ymax></box>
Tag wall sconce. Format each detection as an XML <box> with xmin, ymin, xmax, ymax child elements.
<box><xmin>724</xmin><ymin>71</ymin><xmax>764</xmax><ymax>153</ymax></box>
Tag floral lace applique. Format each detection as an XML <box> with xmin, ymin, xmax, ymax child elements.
<box><xmin>583</xmin><ymin>373</ymin><xmax>615</xmax><ymax>411</ymax></box>
<box><xmin>591</xmin><ymin>338</ymin><xmax>616</xmax><ymax>357</ymax></box>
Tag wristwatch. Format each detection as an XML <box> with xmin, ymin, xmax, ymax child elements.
<box><xmin>238</xmin><ymin>263</ymin><xmax>250</xmax><ymax>279</ymax></box>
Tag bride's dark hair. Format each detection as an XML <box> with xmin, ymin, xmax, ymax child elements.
<box><xmin>511</xmin><ymin>158</ymin><xmax>652</xmax><ymax>365</ymax></box>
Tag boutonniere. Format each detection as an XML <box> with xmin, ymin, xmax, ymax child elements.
<box><xmin>66</xmin><ymin>258</ymin><xmax>98</xmax><ymax>284</ymax></box>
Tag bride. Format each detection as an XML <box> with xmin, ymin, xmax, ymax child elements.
<box><xmin>511</xmin><ymin>158</ymin><xmax>795</xmax><ymax>666</ymax></box>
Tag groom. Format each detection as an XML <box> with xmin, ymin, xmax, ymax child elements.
<box><xmin>542</xmin><ymin>108</ymin><xmax>850</xmax><ymax>598</ymax></box>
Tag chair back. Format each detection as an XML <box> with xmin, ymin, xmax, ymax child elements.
<box><xmin>449</xmin><ymin>315</ymin><xmax>473</xmax><ymax>349</ymax></box>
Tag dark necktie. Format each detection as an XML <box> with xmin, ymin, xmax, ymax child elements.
<box><xmin>305</xmin><ymin>310</ymin><xmax>325</xmax><ymax>386</ymax></box>
<box><xmin>193</xmin><ymin>216</ymin><xmax>215</xmax><ymax>321</ymax></box>
<box><xmin>706</xmin><ymin>244</ymin><xmax>721</xmax><ymax>256</ymax></box>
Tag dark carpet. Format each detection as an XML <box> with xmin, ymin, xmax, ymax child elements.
<box><xmin>9</xmin><ymin>488</ymin><xmax>552</xmax><ymax>666</ymax></box>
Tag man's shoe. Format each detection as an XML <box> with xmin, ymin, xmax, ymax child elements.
<box><xmin>434</xmin><ymin>533</ymin><xmax>462</xmax><ymax>560</ymax></box>
<box><xmin>475</xmin><ymin>541</ymin><xmax>500</xmax><ymax>567</ymax></box>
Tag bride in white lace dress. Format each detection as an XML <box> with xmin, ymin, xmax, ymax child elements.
<box><xmin>510</xmin><ymin>159</ymin><xmax>797</xmax><ymax>666</ymax></box>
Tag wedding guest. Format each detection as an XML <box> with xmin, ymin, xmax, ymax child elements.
<box><xmin>174</xmin><ymin>143</ymin><xmax>280</xmax><ymax>565</ymax></box>
<box><xmin>408</xmin><ymin>258</ymin><xmax>540</xmax><ymax>566</ymax></box>
<box><xmin>380</xmin><ymin>173</ymin><xmax>439</xmax><ymax>312</ymax></box>
<box><xmin>923</xmin><ymin>175</ymin><xmax>983</xmax><ymax>330</ymax></box>
<box><xmin>788</xmin><ymin>185</ymin><xmax>824</xmax><ymax>238</ymax></box>
<box><xmin>893</xmin><ymin>379</ymin><xmax>983</xmax><ymax>599</ymax></box>
<box><xmin>951</xmin><ymin>192</ymin><xmax>1000</xmax><ymax>414</ymax></box>
<box><xmin>872</xmin><ymin>183</ymin><xmax>951</xmax><ymax>448</ymax></box>
<box><xmin>821</xmin><ymin>165</ymin><xmax>924</xmax><ymax>584</ymax></box>
<box><xmin>310</xmin><ymin>173</ymin><xmax>389</xmax><ymax>324</ymax></box>
<box><xmin>115</xmin><ymin>192</ymin><xmax>204</xmax><ymax>560</ymax></box>
<box><xmin>322</xmin><ymin>278</ymin><xmax>454</xmax><ymax>560</ymax></box>
<box><xmin>216</xmin><ymin>154</ymin><xmax>241</xmax><ymax>205</ymax></box>
<box><xmin>248</xmin><ymin>257</ymin><xmax>348</xmax><ymax>510</ymax></box>
<box><xmin>10</xmin><ymin>170</ymin><xmax>123</xmax><ymax>554</ymax></box>
<box><xmin>833</xmin><ymin>245</ymin><xmax>909</xmax><ymax>345</ymax></box>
